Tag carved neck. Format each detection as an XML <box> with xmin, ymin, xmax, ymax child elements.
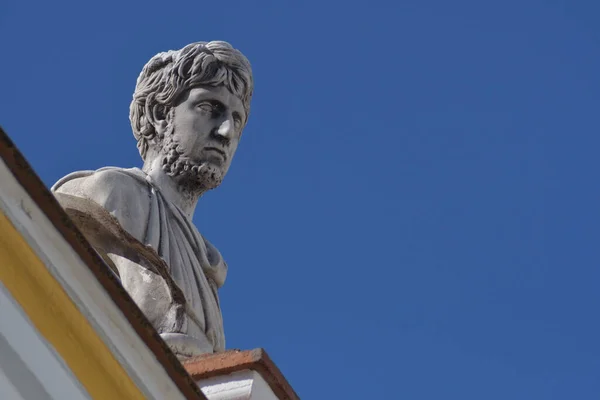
<box><xmin>142</xmin><ymin>155</ymin><xmax>204</xmax><ymax>220</ymax></box>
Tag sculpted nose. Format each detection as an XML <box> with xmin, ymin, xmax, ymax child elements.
<box><xmin>216</xmin><ymin>118</ymin><xmax>234</xmax><ymax>139</ymax></box>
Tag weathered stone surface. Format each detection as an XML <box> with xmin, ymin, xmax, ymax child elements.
<box><xmin>52</xmin><ymin>41</ymin><xmax>253</xmax><ymax>359</ymax></box>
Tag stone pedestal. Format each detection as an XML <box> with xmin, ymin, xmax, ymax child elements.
<box><xmin>184</xmin><ymin>349</ymin><xmax>299</xmax><ymax>400</ymax></box>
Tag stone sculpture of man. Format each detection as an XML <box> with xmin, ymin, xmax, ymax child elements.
<box><xmin>52</xmin><ymin>41</ymin><xmax>253</xmax><ymax>359</ymax></box>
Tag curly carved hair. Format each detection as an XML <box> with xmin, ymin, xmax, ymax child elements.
<box><xmin>129</xmin><ymin>41</ymin><xmax>253</xmax><ymax>160</ymax></box>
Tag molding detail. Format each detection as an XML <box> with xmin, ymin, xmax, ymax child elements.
<box><xmin>184</xmin><ymin>349</ymin><xmax>299</xmax><ymax>400</ymax></box>
<box><xmin>199</xmin><ymin>370</ymin><xmax>276</xmax><ymax>400</ymax></box>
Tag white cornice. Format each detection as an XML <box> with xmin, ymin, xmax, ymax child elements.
<box><xmin>199</xmin><ymin>370</ymin><xmax>278</xmax><ymax>400</ymax></box>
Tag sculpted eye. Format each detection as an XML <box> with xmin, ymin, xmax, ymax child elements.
<box><xmin>198</xmin><ymin>102</ymin><xmax>214</xmax><ymax>112</ymax></box>
<box><xmin>233</xmin><ymin>114</ymin><xmax>243</xmax><ymax>130</ymax></box>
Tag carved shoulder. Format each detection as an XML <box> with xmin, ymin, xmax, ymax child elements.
<box><xmin>53</xmin><ymin>169</ymin><xmax>150</xmax><ymax>241</ymax></box>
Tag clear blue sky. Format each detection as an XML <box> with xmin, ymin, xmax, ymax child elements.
<box><xmin>1</xmin><ymin>1</ymin><xmax>599</xmax><ymax>398</ymax></box>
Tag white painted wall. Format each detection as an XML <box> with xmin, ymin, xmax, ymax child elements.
<box><xmin>0</xmin><ymin>283</ymin><xmax>90</xmax><ymax>399</ymax></box>
<box><xmin>0</xmin><ymin>367</ymin><xmax>25</xmax><ymax>400</ymax></box>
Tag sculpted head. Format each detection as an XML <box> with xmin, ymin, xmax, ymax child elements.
<box><xmin>130</xmin><ymin>41</ymin><xmax>253</xmax><ymax>192</ymax></box>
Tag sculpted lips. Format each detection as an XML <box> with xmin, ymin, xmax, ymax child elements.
<box><xmin>204</xmin><ymin>146</ymin><xmax>227</xmax><ymax>161</ymax></box>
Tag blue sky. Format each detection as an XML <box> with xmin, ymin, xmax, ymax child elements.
<box><xmin>1</xmin><ymin>0</ymin><xmax>599</xmax><ymax>398</ymax></box>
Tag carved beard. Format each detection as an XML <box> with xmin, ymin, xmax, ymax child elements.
<box><xmin>160</xmin><ymin>130</ymin><xmax>224</xmax><ymax>193</ymax></box>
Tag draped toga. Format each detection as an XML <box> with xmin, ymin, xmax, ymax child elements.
<box><xmin>52</xmin><ymin>167</ymin><xmax>226</xmax><ymax>357</ymax></box>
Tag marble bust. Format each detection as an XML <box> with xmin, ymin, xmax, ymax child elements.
<box><xmin>52</xmin><ymin>41</ymin><xmax>253</xmax><ymax>359</ymax></box>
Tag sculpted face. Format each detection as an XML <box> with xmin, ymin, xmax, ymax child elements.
<box><xmin>159</xmin><ymin>85</ymin><xmax>246</xmax><ymax>191</ymax></box>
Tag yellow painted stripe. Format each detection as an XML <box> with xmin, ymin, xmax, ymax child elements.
<box><xmin>0</xmin><ymin>211</ymin><xmax>146</xmax><ymax>399</ymax></box>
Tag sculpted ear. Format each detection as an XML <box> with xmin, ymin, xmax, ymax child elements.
<box><xmin>151</xmin><ymin>104</ymin><xmax>169</xmax><ymax>138</ymax></box>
